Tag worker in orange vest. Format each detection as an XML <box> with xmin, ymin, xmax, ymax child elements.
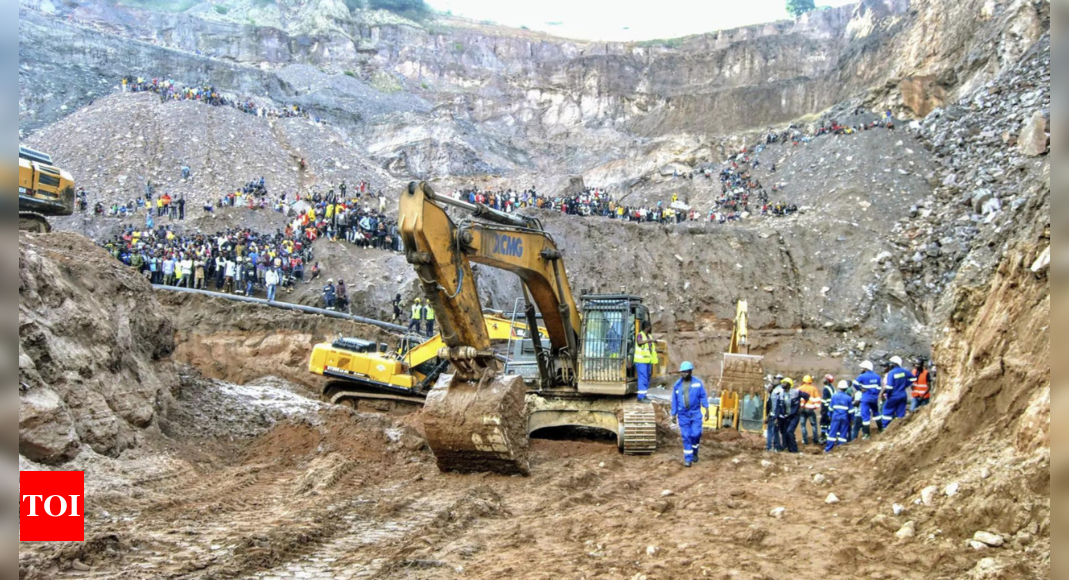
<box><xmin>799</xmin><ymin>375</ymin><xmax>823</xmax><ymax>446</ymax></box>
<box><xmin>910</xmin><ymin>358</ymin><xmax>933</xmax><ymax>413</ymax></box>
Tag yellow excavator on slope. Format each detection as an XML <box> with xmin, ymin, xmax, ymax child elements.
<box><xmin>399</xmin><ymin>181</ymin><xmax>668</xmax><ymax>475</ymax></box>
<box><xmin>18</xmin><ymin>146</ymin><xmax>75</xmax><ymax>232</ymax></box>
<box><xmin>308</xmin><ymin>314</ymin><xmax>546</xmax><ymax>411</ymax></box>
<box><xmin>715</xmin><ymin>300</ymin><xmax>767</xmax><ymax>433</ymax></box>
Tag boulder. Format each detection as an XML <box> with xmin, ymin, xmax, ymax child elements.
<box><xmin>921</xmin><ymin>486</ymin><xmax>939</xmax><ymax>506</ymax></box>
<box><xmin>19</xmin><ymin>388</ymin><xmax>81</xmax><ymax>464</ymax></box>
<box><xmin>1018</xmin><ymin>111</ymin><xmax>1049</xmax><ymax>156</ymax></box>
<box><xmin>895</xmin><ymin>521</ymin><xmax>916</xmax><ymax>540</ymax></box>
<box><xmin>973</xmin><ymin>531</ymin><xmax>1005</xmax><ymax>547</ymax></box>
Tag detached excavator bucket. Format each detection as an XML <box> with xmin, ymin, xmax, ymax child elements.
<box><xmin>719</xmin><ymin>353</ymin><xmax>766</xmax><ymax>433</ymax></box>
<box><xmin>422</xmin><ymin>371</ymin><xmax>530</xmax><ymax>476</ymax></box>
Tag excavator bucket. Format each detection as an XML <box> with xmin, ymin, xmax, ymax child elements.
<box><xmin>422</xmin><ymin>371</ymin><xmax>530</xmax><ymax>476</ymax></box>
<box><xmin>719</xmin><ymin>353</ymin><xmax>766</xmax><ymax>433</ymax></box>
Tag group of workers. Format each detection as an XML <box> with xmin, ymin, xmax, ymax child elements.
<box><xmin>764</xmin><ymin>356</ymin><xmax>933</xmax><ymax>455</ymax></box>
<box><xmin>660</xmin><ymin>354</ymin><xmax>932</xmax><ymax>466</ymax></box>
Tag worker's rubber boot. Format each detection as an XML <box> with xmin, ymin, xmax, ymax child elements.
<box><xmin>684</xmin><ymin>459</ymin><xmax>693</xmax><ymax>468</ymax></box>
<box><xmin>862</xmin><ymin>425</ymin><xmax>872</xmax><ymax>440</ymax></box>
<box><xmin>693</xmin><ymin>446</ymin><xmax>700</xmax><ymax>463</ymax></box>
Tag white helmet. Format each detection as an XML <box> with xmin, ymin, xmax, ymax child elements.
<box><xmin>860</xmin><ymin>361</ymin><xmax>874</xmax><ymax>371</ymax></box>
<box><xmin>890</xmin><ymin>356</ymin><xmax>903</xmax><ymax>367</ymax></box>
<box><xmin>837</xmin><ymin>380</ymin><xmax>850</xmax><ymax>390</ymax></box>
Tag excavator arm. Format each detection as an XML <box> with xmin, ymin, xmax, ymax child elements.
<box><xmin>398</xmin><ymin>181</ymin><xmax>582</xmax><ymax>475</ymax></box>
<box><xmin>728</xmin><ymin>300</ymin><xmax>749</xmax><ymax>355</ymax></box>
<box><xmin>399</xmin><ymin>182</ymin><xmax>581</xmax><ymax>387</ymax></box>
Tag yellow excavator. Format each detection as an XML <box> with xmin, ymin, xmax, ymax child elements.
<box><xmin>308</xmin><ymin>314</ymin><xmax>546</xmax><ymax>412</ymax></box>
<box><xmin>399</xmin><ymin>181</ymin><xmax>668</xmax><ymax>475</ymax></box>
<box><xmin>713</xmin><ymin>300</ymin><xmax>767</xmax><ymax>433</ymax></box>
<box><xmin>18</xmin><ymin>146</ymin><xmax>75</xmax><ymax>232</ymax></box>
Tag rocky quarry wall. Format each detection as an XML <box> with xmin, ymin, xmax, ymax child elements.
<box><xmin>19</xmin><ymin>0</ymin><xmax>1049</xmax><ymax>185</ymax></box>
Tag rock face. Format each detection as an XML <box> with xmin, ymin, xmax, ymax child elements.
<box><xmin>19</xmin><ymin>232</ymin><xmax>178</xmax><ymax>463</ymax></box>
<box><xmin>18</xmin><ymin>0</ymin><xmax>1049</xmax><ymax>187</ymax></box>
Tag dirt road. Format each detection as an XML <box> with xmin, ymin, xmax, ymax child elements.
<box><xmin>20</xmin><ymin>372</ymin><xmax>1030</xmax><ymax>580</ymax></box>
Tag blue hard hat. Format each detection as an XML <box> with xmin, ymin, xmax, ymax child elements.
<box><xmin>679</xmin><ymin>361</ymin><xmax>695</xmax><ymax>373</ymax></box>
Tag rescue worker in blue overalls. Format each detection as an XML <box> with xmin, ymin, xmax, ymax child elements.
<box><xmin>670</xmin><ymin>361</ymin><xmax>709</xmax><ymax>467</ymax></box>
<box><xmin>852</xmin><ymin>361</ymin><xmax>883</xmax><ymax>440</ymax></box>
<box><xmin>824</xmin><ymin>381</ymin><xmax>854</xmax><ymax>452</ymax></box>
<box><xmin>881</xmin><ymin>356</ymin><xmax>916</xmax><ymax>429</ymax></box>
<box><xmin>634</xmin><ymin>321</ymin><xmax>657</xmax><ymax>403</ymax></box>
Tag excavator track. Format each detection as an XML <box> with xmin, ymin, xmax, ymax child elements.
<box><xmin>324</xmin><ymin>381</ymin><xmax>426</xmax><ymax>414</ymax></box>
<box><xmin>619</xmin><ymin>403</ymin><xmax>657</xmax><ymax>455</ymax></box>
<box><xmin>19</xmin><ymin>212</ymin><xmax>51</xmax><ymax>233</ymax></box>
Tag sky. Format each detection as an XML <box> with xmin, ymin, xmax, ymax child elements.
<box><xmin>426</xmin><ymin>0</ymin><xmax>859</xmax><ymax>42</ymax></box>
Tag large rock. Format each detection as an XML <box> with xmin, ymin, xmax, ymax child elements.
<box><xmin>19</xmin><ymin>387</ymin><xmax>80</xmax><ymax>464</ymax></box>
<box><xmin>1018</xmin><ymin>111</ymin><xmax>1049</xmax><ymax>156</ymax></box>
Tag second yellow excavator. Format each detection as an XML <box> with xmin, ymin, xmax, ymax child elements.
<box><xmin>399</xmin><ymin>182</ymin><xmax>668</xmax><ymax>475</ymax></box>
<box><xmin>715</xmin><ymin>300</ymin><xmax>767</xmax><ymax>433</ymax></box>
<box><xmin>308</xmin><ymin>314</ymin><xmax>546</xmax><ymax>411</ymax></box>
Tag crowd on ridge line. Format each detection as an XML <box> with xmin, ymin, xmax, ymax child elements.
<box><xmin>120</xmin><ymin>76</ymin><xmax>321</xmax><ymax>122</ymax></box>
<box><xmin>444</xmin><ymin>114</ymin><xmax>895</xmax><ymax>227</ymax></box>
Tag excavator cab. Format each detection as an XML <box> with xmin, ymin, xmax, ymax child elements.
<box><xmin>577</xmin><ymin>294</ymin><xmax>648</xmax><ymax>396</ymax></box>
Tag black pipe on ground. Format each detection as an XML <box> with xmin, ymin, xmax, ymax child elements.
<box><xmin>153</xmin><ymin>285</ymin><xmax>409</xmax><ymax>334</ymax></box>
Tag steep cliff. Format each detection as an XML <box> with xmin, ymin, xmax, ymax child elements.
<box><xmin>20</xmin><ymin>0</ymin><xmax>1048</xmax><ymax>186</ymax></box>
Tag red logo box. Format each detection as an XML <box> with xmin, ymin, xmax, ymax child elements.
<box><xmin>20</xmin><ymin>471</ymin><xmax>85</xmax><ymax>542</ymax></box>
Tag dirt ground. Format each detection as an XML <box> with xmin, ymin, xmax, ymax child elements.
<box><xmin>18</xmin><ymin>372</ymin><xmax>1042</xmax><ymax>580</ymax></box>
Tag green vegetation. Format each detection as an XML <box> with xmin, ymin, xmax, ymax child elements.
<box><xmin>369</xmin><ymin>0</ymin><xmax>430</xmax><ymax>20</ymax></box>
<box><xmin>453</xmin><ymin>41</ymin><xmax>464</xmax><ymax>53</ymax></box>
<box><xmin>214</xmin><ymin>4</ymin><xmax>230</xmax><ymax>14</ymax></box>
<box><xmin>370</xmin><ymin>70</ymin><xmax>403</xmax><ymax>93</ymax></box>
<box><xmin>344</xmin><ymin>70</ymin><xmax>357</xmax><ymax>78</ymax></box>
<box><xmin>786</xmin><ymin>0</ymin><xmax>816</xmax><ymax>18</ymax></box>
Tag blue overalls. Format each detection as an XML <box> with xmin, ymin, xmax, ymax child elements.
<box><xmin>671</xmin><ymin>377</ymin><xmax>709</xmax><ymax>465</ymax></box>
<box><xmin>853</xmin><ymin>371</ymin><xmax>883</xmax><ymax>430</ymax></box>
<box><xmin>824</xmin><ymin>391</ymin><xmax>853</xmax><ymax>452</ymax></box>
<box><xmin>881</xmin><ymin>366</ymin><xmax>916</xmax><ymax>429</ymax></box>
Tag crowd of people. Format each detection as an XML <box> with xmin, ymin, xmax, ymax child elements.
<box><xmin>445</xmin><ymin>113</ymin><xmax>898</xmax><ymax>229</ymax></box>
<box><xmin>659</xmin><ymin>353</ymin><xmax>933</xmax><ymax>467</ymax></box>
<box><xmin>762</xmin><ymin>356</ymin><xmax>934</xmax><ymax>456</ymax></box>
<box><xmin>99</xmin><ymin>175</ymin><xmax>404</xmax><ymax>308</ymax></box>
<box><xmin>103</xmin><ymin>224</ymin><xmax>321</xmax><ymax>302</ymax></box>
<box><xmin>121</xmin><ymin>76</ymin><xmax>318</xmax><ymax>121</ymax></box>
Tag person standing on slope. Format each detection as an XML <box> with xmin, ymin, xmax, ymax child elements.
<box><xmin>881</xmin><ymin>356</ymin><xmax>916</xmax><ymax>429</ymax></box>
<box><xmin>670</xmin><ymin>362</ymin><xmax>709</xmax><ymax>468</ymax></box>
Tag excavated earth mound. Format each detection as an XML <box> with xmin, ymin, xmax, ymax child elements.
<box><xmin>19</xmin><ymin>232</ymin><xmax>177</xmax><ymax>463</ymax></box>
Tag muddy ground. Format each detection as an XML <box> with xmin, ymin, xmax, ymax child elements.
<box><xmin>18</xmin><ymin>369</ymin><xmax>1045</xmax><ymax>580</ymax></box>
